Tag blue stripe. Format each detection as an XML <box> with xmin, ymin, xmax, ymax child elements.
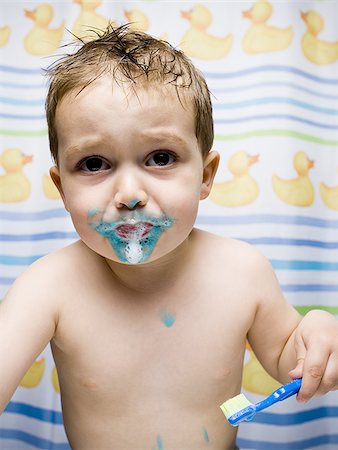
<box><xmin>0</xmin><ymin>81</ymin><xmax>45</xmax><ymax>89</ymax></box>
<box><xmin>0</xmin><ymin>232</ymin><xmax>78</xmax><ymax>242</ymax></box>
<box><xmin>5</xmin><ymin>402</ymin><xmax>63</xmax><ymax>425</ymax></box>
<box><xmin>272</xmin><ymin>260</ymin><xmax>338</xmax><ymax>271</ymax></box>
<box><xmin>213</xmin><ymin>97</ymin><xmax>338</xmax><ymax>115</ymax></box>
<box><xmin>252</xmin><ymin>406</ymin><xmax>338</xmax><ymax>425</ymax></box>
<box><xmin>0</xmin><ymin>209</ymin><xmax>68</xmax><ymax>220</ymax></box>
<box><xmin>241</xmin><ymin>237</ymin><xmax>338</xmax><ymax>249</ymax></box>
<box><xmin>0</xmin><ymin>96</ymin><xmax>45</xmax><ymax>106</ymax></box>
<box><xmin>196</xmin><ymin>215</ymin><xmax>338</xmax><ymax>229</ymax></box>
<box><xmin>2</xmin><ymin>64</ymin><xmax>338</xmax><ymax>84</ymax></box>
<box><xmin>0</xmin><ymin>255</ymin><xmax>43</xmax><ymax>265</ymax></box>
<box><xmin>0</xmin><ymin>277</ymin><xmax>15</xmax><ymax>285</ymax></box>
<box><xmin>2</xmin><ymin>212</ymin><xmax>338</xmax><ymax>228</ymax></box>
<box><xmin>282</xmin><ymin>284</ymin><xmax>338</xmax><ymax>292</ymax></box>
<box><xmin>1</xmin><ymin>234</ymin><xmax>337</xmax><ymax>248</ymax></box>
<box><xmin>2</xmin><ymin>255</ymin><xmax>336</xmax><ymax>270</ymax></box>
<box><xmin>0</xmin><ymin>65</ymin><xmax>43</xmax><ymax>75</ymax></box>
<box><xmin>5</xmin><ymin>401</ymin><xmax>338</xmax><ymax>426</ymax></box>
<box><xmin>203</xmin><ymin>65</ymin><xmax>338</xmax><ymax>84</ymax></box>
<box><xmin>214</xmin><ymin>114</ymin><xmax>338</xmax><ymax>130</ymax></box>
<box><xmin>0</xmin><ymin>430</ymin><xmax>70</xmax><ymax>450</ymax></box>
<box><xmin>211</xmin><ymin>81</ymin><xmax>338</xmax><ymax>100</ymax></box>
<box><xmin>238</xmin><ymin>434</ymin><xmax>338</xmax><ymax>450</ymax></box>
<box><xmin>0</xmin><ymin>112</ymin><xmax>46</xmax><ymax>120</ymax></box>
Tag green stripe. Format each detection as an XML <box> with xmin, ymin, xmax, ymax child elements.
<box><xmin>295</xmin><ymin>305</ymin><xmax>338</xmax><ymax>316</ymax></box>
<box><xmin>0</xmin><ymin>129</ymin><xmax>48</xmax><ymax>137</ymax></box>
<box><xmin>215</xmin><ymin>129</ymin><xmax>338</xmax><ymax>146</ymax></box>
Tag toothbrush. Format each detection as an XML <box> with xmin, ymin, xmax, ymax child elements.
<box><xmin>220</xmin><ymin>378</ymin><xmax>302</xmax><ymax>427</ymax></box>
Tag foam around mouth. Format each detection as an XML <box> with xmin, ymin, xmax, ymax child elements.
<box><xmin>124</xmin><ymin>238</ymin><xmax>144</xmax><ymax>264</ymax></box>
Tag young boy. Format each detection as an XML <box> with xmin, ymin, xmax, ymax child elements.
<box><xmin>0</xmin><ymin>25</ymin><xmax>337</xmax><ymax>450</ymax></box>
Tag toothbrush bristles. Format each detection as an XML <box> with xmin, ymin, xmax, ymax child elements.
<box><xmin>220</xmin><ymin>393</ymin><xmax>252</xmax><ymax>419</ymax></box>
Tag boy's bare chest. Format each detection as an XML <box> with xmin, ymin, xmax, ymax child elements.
<box><xmin>53</xmin><ymin>283</ymin><xmax>247</xmax><ymax>401</ymax></box>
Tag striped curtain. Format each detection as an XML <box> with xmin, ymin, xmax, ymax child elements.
<box><xmin>1</xmin><ymin>1</ymin><xmax>337</xmax><ymax>449</ymax></box>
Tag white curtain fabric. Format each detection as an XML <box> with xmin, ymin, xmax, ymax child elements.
<box><xmin>0</xmin><ymin>1</ymin><xmax>337</xmax><ymax>449</ymax></box>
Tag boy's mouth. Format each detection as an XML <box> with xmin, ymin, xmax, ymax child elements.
<box><xmin>115</xmin><ymin>222</ymin><xmax>153</xmax><ymax>239</ymax></box>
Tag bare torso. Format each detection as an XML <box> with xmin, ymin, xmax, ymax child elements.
<box><xmin>49</xmin><ymin>229</ymin><xmax>257</xmax><ymax>449</ymax></box>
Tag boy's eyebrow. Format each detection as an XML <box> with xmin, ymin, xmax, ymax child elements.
<box><xmin>62</xmin><ymin>138</ymin><xmax>107</xmax><ymax>158</ymax></box>
<box><xmin>140</xmin><ymin>130</ymin><xmax>190</xmax><ymax>147</ymax></box>
<box><xmin>63</xmin><ymin>132</ymin><xmax>190</xmax><ymax>158</ymax></box>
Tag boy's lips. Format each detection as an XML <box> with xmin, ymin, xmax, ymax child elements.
<box><xmin>115</xmin><ymin>222</ymin><xmax>153</xmax><ymax>239</ymax></box>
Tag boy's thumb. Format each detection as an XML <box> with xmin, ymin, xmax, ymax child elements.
<box><xmin>289</xmin><ymin>360</ymin><xmax>304</xmax><ymax>379</ymax></box>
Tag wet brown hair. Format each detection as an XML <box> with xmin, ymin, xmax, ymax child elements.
<box><xmin>45</xmin><ymin>24</ymin><xmax>214</xmax><ymax>164</ymax></box>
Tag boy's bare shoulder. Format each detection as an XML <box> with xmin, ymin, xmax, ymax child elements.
<box><xmin>193</xmin><ymin>227</ymin><xmax>267</xmax><ymax>266</ymax></box>
<box><xmin>13</xmin><ymin>240</ymin><xmax>102</xmax><ymax>295</ymax></box>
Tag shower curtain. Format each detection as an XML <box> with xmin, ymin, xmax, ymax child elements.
<box><xmin>0</xmin><ymin>1</ymin><xmax>337</xmax><ymax>449</ymax></box>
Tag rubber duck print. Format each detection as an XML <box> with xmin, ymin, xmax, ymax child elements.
<box><xmin>209</xmin><ymin>151</ymin><xmax>259</xmax><ymax>207</ymax></box>
<box><xmin>43</xmin><ymin>174</ymin><xmax>61</xmax><ymax>200</ymax></box>
<box><xmin>124</xmin><ymin>9</ymin><xmax>168</xmax><ymax>41</ymax></box>
<box><xmin>52</xmin><ymin>366</ymin><xmax>60</xmax><ymax>393</ymax></box>
<box><xmin>124</xmin><ymin>9</ymin><xmax>149</xmax><ymax>33</ymax></box>
<box><xmin>20</xmin><ymin>358</ymin><xmax>46</xmax><ymax>388</ymax></box>
<box><xmin>272</xmin><ymin>151</ymin><xmax>315</xmax><ymax>207</ymax></box>
<box><xmin>0</xmin><ymin>148</ymin><xmax>33</xmax><ymax>203</ymax></box>
<box><xmin>24</xmin><ymin>3</ymin><xmax>65</xmax><ymax>56</ymax></box>
<box><xmin>0</xmin><ymin>25</ymin><xmax>10</xmax><ymax>48</ymax></box>
<box><xmin>301</xmin><ymin>10</ymin><xmax>338</xmax><ymax>65</ymax></box>
<box><xmin>72</xmin><ymin>0</ymin><xmax>113</xmax><ymax>41</ymax></box>
<box><xmin>242</xmin><ymin>343</ymin><xmax>281</xmax><ymax>396</ymax></box>
<box><xmin>320</xmin><ymin>169</ymin><xmax>338</xmax><ymax>210</ymax></box>
<box><xmin>242</xmin><ymin>0</ymin><xmax>293</xmax><ymax>54</ymax></box>
<box><xmin>180</xmin><ymin>4</ymin><xmax>233</xmax><ymax>60</ymax></box>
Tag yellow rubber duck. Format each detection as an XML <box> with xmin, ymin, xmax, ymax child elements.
<box><xmin>43</xmin><ymin>174</ymin><xmax>61</xmax><ymax>200</ymax></box>
<box><xmin>20</xmin><ymin>358</ymin><xmax>46</xmax><ymax>388</ymax></box>
<box><xmin>301</xmin><ymin>10</ymin><xmax>338</xmax><ymax>65</ymax></box>
<box><xmin>0</xmin><ymin>25</ymin><xmax>10</xmax><ymax>48</ymax></box>
<box><xmin>0</xmin><ymin>148</ymin><xmax>33</xmax><ymax>203</ymax></box>
<box><xmin>124</xmin><ymin>9</ymin><xmax>149</xmax><ymax>33</ymax></box>
<box><xmin>24</xmin><ymin>3</ymin><xmax>64</xmax><ymax>56</ymax></box>
<box><xmin>180</xmin><ymin>4</ymin><xmax>233</xmax><ymax>60</ymax></box>
<box><xmin>209</xmin><ymin>151</ymin><xmax>259</xmax><ymax>207</ymax></box>
<box><xmin>242</xmin><ymin>0</ymin><xmax>293</xmax><ymax>54</ymax></box>
<box><xmin>242</xmin><ymin>343</ymin><xmax>281</xmax><ymax>396</ymax></box>
<box><xmin>272</xmin><ymin>151</ymin><xmax>315</xmax><ymax>207</ymax></box>
<box><xmin>73</xmin><ymin>0</ymin><xmax>114</xmax><ymax>41</ymax></box>
<box><xmin>52</xmin><ymin>366</ymin><xmax>60</xmax><ymax>393</ymax></box>
<box><xmin>320</xmin><ymin>169</ymin><xmax>338</xmax><ymax>210</ymax></box>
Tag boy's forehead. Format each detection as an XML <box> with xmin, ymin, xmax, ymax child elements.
<box><xmin>59</xmin><ymin>75</ymin><xmax>193</xmax><ymax>113</ymax></box>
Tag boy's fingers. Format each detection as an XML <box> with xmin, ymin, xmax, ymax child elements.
<box><xmin>289</xmin><ymin>359</ymin><xmax>304</xmax><ymax>379</ymax></box>
<box><xmin>316</xmin><ymin>353</ymin><xmax>338</xmax><ymax>395</ymax></box>
<box><xmin>297</xmin><ymin>342</ymin><xmax>329</xmax><ymax>402</ymax></box>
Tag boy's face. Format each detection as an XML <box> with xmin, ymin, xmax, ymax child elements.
<box><xmin>50</xmin><ymin>76</ymin><xmax>219</xmax><ymax>265</ymax></box>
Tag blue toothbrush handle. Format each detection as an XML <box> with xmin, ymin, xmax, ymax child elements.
<box><xmin>255</xmin><ymin>378</ymin><xmax>302</xmax><ymax>412</ymax></box>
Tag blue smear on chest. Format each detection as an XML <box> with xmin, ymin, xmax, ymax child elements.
<box><xmin>160</xmin><ymin>309</ymin><xmax>176</xmax><ymax>327</ymax></box>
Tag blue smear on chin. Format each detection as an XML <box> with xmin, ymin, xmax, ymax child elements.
<box><xmin>89</xmin><ymin>210</ymin><xmax>174</xmax><ymax>264</ymax></box>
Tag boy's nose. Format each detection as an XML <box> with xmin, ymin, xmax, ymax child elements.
<box><xmin>113</xmin><ymin>171</ymin><xmax>149</xmax><ymax>210</ymax></box>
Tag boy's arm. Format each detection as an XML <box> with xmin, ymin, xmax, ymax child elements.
<box><xmin>0</xmin><ymin>258</ymin><xmax>58</xmax><ymax>413</ymax></box>
<box><xmin>246</xmin><ymin>248</ymin><xmax>338</xmax><ymax>403</ymax></box>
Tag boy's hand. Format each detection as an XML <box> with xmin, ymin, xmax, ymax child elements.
<box><xmin>289</xmin><ymin>310</ymin><xmax>338</xmax><ymax>403</ymax></box>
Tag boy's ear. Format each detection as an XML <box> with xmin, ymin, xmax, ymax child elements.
<box><xmin>200</xmin><ymin>150</ymin><xmax>220</xmax><ymax>200</ymax></box>
<box><xmin>49</xmin><ymin>166</ymin><xmax>69</xmax><ymax>211</ymax></box>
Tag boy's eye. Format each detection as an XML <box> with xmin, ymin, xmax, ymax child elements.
<box><xmin>80</xmin><ymin>157</ymin><xmax>110</xmax><ymax>172</ymax></box>
<box><xmin>146</xmin><ymin>151</ymin><xmax>176</xmax><ymax>167</ymax></box>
